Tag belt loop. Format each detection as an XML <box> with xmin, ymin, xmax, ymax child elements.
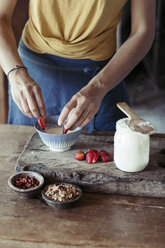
<box><xmin>83</xmin><ymin>64</ymin><xmax>100</xmax><ymax>77</ymax></box>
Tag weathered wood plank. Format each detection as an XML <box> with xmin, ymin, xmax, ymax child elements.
<box><xmin>16</xmin><ymin>132</ymin><xmax>165</xmax><ymax>197</ymax></box>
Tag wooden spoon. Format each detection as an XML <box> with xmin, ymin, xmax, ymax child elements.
<box><xmin>117</xmin><ymin>102</ymin><xmax>156</xmax><ymax>134</ymax></box>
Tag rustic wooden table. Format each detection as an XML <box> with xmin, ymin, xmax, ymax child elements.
<box><xmin>0</xmin><ymin>124</ymin><xmax>165</xmax><ymax>248</ymax></box>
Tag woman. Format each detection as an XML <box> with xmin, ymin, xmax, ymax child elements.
<box><xmin>0</xmin><ymin>0</ymin><xmax>156</xmax><ymax>133</ymax></box>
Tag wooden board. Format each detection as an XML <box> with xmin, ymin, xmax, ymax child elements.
<box><xmin>16</xmin><ymin>131</ymin><xmax>165</xmax><ymax>198</ymax></box>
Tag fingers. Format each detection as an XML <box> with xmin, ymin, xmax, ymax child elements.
<box><xmin>58</xmin><ymin>89</ymin><xmax>102</xmax><ymax>130</ymax></box>
<box><xmin>58</xmin><ymin>82</ymin><xmax>104</xmax><ymax>130</ymax></box>
<box><xmin>69</xmin><ymin>106</ymin><xmax>99</xmax><ymax>130</ymax></box>
<box><xmin>25</xmin><ymin>93</ymin><xmax>40</xmax><ymax>117</ymax></box>
<box><xmin>64</xmin><ymin>105</ymin><xmax>85</xmax><ymax>129</ymax></box>
<box><xmin>59</xmin><ymin>99</ymin><xmax>100</xmax><ymax>130</ymax></box>
<box><xmin>69</xmin><ymin>108</ymin><xmax>91</xmax><ymax>130</ymax></box>
<box><xmin>13</xmin><ymin>96</ymin><xmax>30</xmax><ymax>117</ymax></box>
<box><xmin>26</xmin><ymin>85</ymin><xmax>46</xmax><ymax>117</ymax></box>
<box><xmin>33</xmin><ymin>86</ymin><xmax>46</xmax><ymax>117</ymax></box>
<box><xmin>58</xmin><ymin>92</ymin><xmax>89</xmax><ymax>127</ymax></box>
<box><xmin>11</xmin><ymin>80</ymin><xmax>46</xmax><ymax>118</ymax></box>
<box><xmin>20</xmin><ymin>98</ymin><xmax>33</xmax><ymax>117</ymax></box>
<box><xmin>58</xmin><ymin>98</ymin><xmax>77</xmax><ymax>126</ymax></box>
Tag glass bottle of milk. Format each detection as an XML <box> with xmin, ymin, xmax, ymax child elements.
<box><xmin>114</xmin><ymin>118</ymin><xmax>150</xmax><ymax>172</ymax></box>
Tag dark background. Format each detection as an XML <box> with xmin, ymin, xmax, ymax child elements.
<box><xmin>119</xmin><ymin>0</ymin><xmax>165</xmax><ymax>103</ymax></box>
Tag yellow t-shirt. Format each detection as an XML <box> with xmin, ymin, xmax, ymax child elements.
<box><xmin>22</xmin><ymin>0</ymin><xmax>128</xmax><ymax>61</ymax></box>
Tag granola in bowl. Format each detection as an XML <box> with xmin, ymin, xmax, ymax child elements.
<box><xmin>42</xmin><ymin>183</ymin><xmax>82</xmax><ymax>208</ymax></box>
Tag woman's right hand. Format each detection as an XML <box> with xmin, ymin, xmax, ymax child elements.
<box><xmin>9</xmin><ymin>68</ymin><xmax>46</xmax><ymax>118</ymax></box>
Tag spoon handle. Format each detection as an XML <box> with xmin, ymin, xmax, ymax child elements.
<box><xmin>117</xmin><ymin>102</ymin><xmax>140</xmax><ymax>120</ymax></box>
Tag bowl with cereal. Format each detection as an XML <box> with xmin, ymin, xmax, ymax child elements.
<box><xmin>41</xmin><ymin>183</ymin><xmax>82</xmax><ymax>208</ymax></box>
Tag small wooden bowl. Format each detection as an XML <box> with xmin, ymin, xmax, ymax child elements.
<box><xmin>41</xmin><ymin>183</ymin><xmax>82</xmax><ymax>209</ymax></box>
<box><xmin>8</xmin><ymin>171</ymin><xmax>44</xmax><ymax>199</ymax></box>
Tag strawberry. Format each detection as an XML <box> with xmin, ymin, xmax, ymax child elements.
<box><xmin>38</xmin><ymin>117</ymin><xmax>46</xmax><ymax>130</ymax></box>
<box><xmin>62</xmin><ymin>121</ymin><xmax>69</xmax><ymax>134</ymax></box>
<box><xmin>101</xmin><ymin>153</ymin><xmax>113</xmax><ymax>162</ymax></box>
<box><xmin>99</xmin><ymin>150</ymin><xmax>108</xmax><ymax>158</ymax></box>
<box><xmin>99</xmin><ymin>150</ymin><xmax>113</xmax><ymax>162</ymax></box>
<box><xmin>75</xmin><ymin>151</ymin><xmax>85</xmax><ymax>161</ymax></box>
<box><xmin>63</xmin><ymin>126</ymin><xmax>69</xmax><ymax>134</ymax></box>
<box><xmin>86</xmin><ymin>150</ymin><xmax>99</xmax><ymax>164</ymax></box>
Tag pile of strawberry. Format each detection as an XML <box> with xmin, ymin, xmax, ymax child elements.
<box><xmin>75</xmin><ymin>149</ymin><xmax>113</xmax><ymax>164</ymax></box>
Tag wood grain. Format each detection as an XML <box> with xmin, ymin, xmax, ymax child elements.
<box><xmin>0</xmin><ymin>124</ymin><xmax>165</xmax><ymax>248</ymax></box>
<box><xmin>16</xmin><ymin>131</ymin><xmax>165</xmax><ymax>198</ymax></box>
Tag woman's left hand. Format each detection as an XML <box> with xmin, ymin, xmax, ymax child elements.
<box><xmin>58</xmin><ymin>77</ymin><xmax>107</xmax><ymax>130</ymax></box>
<box><xmin>58</xmin><ymin>0</ymin><xmax>156</xmax><ymax>131</ymax></box>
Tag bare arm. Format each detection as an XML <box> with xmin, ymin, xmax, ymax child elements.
<box><xmin>96</xmin><ymin>0</ymin><xmax>156</xmax><ymax>94</ymax></box>
<box><xmin>0</xmin><ymin>0</ymin><xmax>46</xmax><ymax>118</ymax></box>
<box><xmin>58</xmin><ymin>0</ymin><xmax>156</xmax><ymax>130</ymax></box>
<box><xmin>0</xmin><ymin>0</ymin><xmax>22</xmax><ymax>73</ymax></box>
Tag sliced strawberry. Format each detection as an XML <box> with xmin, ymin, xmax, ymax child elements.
<box><xmin>99</xmin><ymin>150</ymin><xmax>113</xmax><ymax>162</ymax></box>
<box><xmin>38</xmin><ymin>117</ymin><xmax>46</xmax><ymax>130</ymax></box>
<box><xmin>63</xmin><ymin>126</ymin><xmax>69</xmax><ymax>134</ymax></box>
<box><xmin>86</xmin><ymin>150</ymin><xmax>99</xmax><ymax>164</ymax></box>
<box><xmin>75</xmin><ymin>151</ymin><xmax>85</xmax><ymax>161</ymax></box>
<box><xmin>62</xmin><ymin>121</ymin><xmax>69</xmax><ymax>134</ymax></box>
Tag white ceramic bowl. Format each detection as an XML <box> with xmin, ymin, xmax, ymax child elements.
<box><xmin>35</xmin><ymin>115</ymin><xmax>82</xmax><ymax>152</ymax></box>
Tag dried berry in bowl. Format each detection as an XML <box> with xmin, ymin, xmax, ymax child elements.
<box><xmin>14</xmin><ymin>175</ymin><xmax>39</xmax><ymax>189</ymax></box>
<box><xmin>8</xmin><ymin>171</ymin><xmax>44</xmax><ymax>199</ymax></box>
<box><xmin>41</xmin><ymin>183</ymin><xmax>82</xmax><ymax>208</ymax></box>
